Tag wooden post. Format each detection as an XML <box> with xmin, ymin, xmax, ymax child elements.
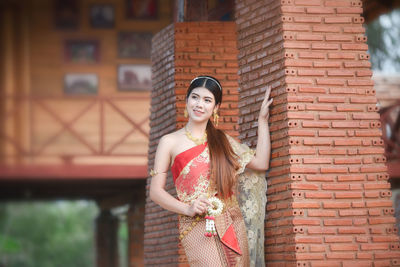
<box><xmin>95</xmin><ymin>209</ymin><xmax>119</xmax><ymax>267</ymax></box>
<box><xmin>173</xmin><ymin>0</ymin><xmax>208</xmax><ymax>22</ymax></box>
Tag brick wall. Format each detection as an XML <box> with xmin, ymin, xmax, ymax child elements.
<box><xmin>235</xmin><ymin>0</ymin><xmax>400</xmax><ymax>266</ymax></box>
<box><xmin>145</xmin><ymin>22</ymin><xmax>240</xmax><ymax>266</ymax></box>
<box><xmin>174</xmin><ymin>22</ymin><xmax>240</xmax><ymax>135</ymax></box>
<box><xmin>145</xmin><ymin>24</ymin><xmax>177</xmax><ymax>266</ymax></box>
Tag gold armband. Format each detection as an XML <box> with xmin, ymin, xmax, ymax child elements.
<box><xmin>149</xmin><ymin>169</ymin><xmax>167</xmax><ymax>177</ymax></box>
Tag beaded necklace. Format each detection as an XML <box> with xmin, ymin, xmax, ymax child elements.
<box><xmin>184</xmin><ymin>125</ymin><xmax>207</xmax><ymax>145</ymax></box>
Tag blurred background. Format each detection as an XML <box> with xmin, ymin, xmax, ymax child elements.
<box><xmin>1</xmin><ymin>0</ymin><xmax>400</xmax><ymax>266</ymax></box>
<box><xmin>0</xmin><ymin>0</ymin><xmax>172</xmax><ymax>266</ymax></box>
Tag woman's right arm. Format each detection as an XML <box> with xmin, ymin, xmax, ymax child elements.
<box><xmin>149</xmin><ymin>135</ymin><xmax>209</xmax><ymax>217</ymax></box>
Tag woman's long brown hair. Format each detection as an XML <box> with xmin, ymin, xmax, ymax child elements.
<box><xmin>187</xmin><ymin>76</ymin><xmax>240</xmax><ymax>199</ymax></box>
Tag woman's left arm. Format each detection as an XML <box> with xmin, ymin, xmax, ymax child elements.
<box><xmin>247</xmin><ymin>86</ymin><xmax>273</xmax><ymax>171</ymax></box>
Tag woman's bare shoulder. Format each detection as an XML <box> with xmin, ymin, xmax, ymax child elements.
<box><xmin>158</xmin><ymin>129</ymin><xmax>185</xmax><ymax>147</ymax></box>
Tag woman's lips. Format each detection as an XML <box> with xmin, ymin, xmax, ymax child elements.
<box><xmin>193</xmin><ymin>110</ymin><xmax>204</xmax><ymax>116</ymax></box>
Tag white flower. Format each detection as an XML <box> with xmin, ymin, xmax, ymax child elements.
<box><xmin>207</xmin><ymin>197</ymin><xmax>224</xmax><ymax>216</ymax></box>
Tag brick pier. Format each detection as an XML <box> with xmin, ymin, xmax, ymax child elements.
<box><xmin>235</xmin><ymin>0</ymin><xmax>400</xmax><ymax>266</ymax></box>
<box><xmin>145</xmin><ymin>0</ymin><xmax>400</xmax><ymax>265</ymax></box>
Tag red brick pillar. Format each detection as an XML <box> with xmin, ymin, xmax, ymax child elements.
<box><xmin>235</xmin><ymin>0</ymin><xmax>400</xmax><ymax>266</ymax></box>
<box><xmin>145</xmin><ymin>22</ymin><xmax>240</xmax><ymax>266</ymax></box>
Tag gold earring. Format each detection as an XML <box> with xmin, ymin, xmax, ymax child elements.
<box><xmin>213</xmin><ymin>110</ymin><xmax>219</xmax><ymax>126</ymax></box>
<box><xmin>184</xmin><ymin>109</ymin><xmax>188</xmax><ymax>118</ymax></box>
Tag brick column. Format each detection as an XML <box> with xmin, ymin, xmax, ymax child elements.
<box><xmin>145</xmin><ymin>22</ymin><xmax>240</xmax><ymax>266</ymax></box>
<box><xmin>145</xmin><ymin>24</ymin><xmax>177</xmax><ymax>266</ymax></box>
<box><xmin>235</xmin><ymin>0</ymin><xmax>400</xmax><ymax>266</ymax></box>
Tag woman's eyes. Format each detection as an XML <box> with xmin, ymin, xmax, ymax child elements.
<box><xmin>191</xmin><ymin>95</ymin><xmax>212</xmax><ymax>103</ymax></box>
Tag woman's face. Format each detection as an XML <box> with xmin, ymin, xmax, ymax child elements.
<box><xmin>186</xmin><ymin>87</ymin><xmax>217</xmax><ymax>123</ymax></box>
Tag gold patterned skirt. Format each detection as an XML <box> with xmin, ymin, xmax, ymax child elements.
<box><xmin>179</xmin><ymin>206</ymin><xmax>250</xmax><ymax>267</ymax></box>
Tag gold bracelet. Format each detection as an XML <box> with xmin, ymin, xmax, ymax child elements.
<box><xmin>149</xmin><ymin>169</ymin><xmax>167</xmax><ymax>177</ymax></box>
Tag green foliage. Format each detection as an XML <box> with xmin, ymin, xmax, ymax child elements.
<box><xmin>118</xmin><ymin>220</ymin><xmax>128</xmax><ymax>267</ymax></box>
<box><xmin>0</xmin><ymin>201</ymin><xmax>98</xmax><ymax>267</ymax></box>
<box><xmin>366</xmin><ymin>8</ymin><xmax>400</xmax><ymax>72</ymax></box>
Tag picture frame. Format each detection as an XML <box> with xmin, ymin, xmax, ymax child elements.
<box><xmin>117</xmin><ymin>65</ymin><xmax>151</xmax><ymax>91</ymax></box>
<box><xmin>118</xmin><ymin>32</ymin><xmax>152</xmax><ymax>59</ymax></box>
<box><xmin>54</xmin><ymin>0</ymin><xmax>80</xmax><ymax>30</ymax></box>
<box><xmin>64</xmin><ymin>40</ymin><xmax>99</xmax><ymax>63</ymax></box>
<box><xmin>125</xmin><ymin>0</ymin><xmax>158</xmax><ymax>20</ymax></box>
<box><xmin>64</xmin><ymin>74</ymin><xmax>98</xmax><ymax>95</ymax></box>
<box><xmin>90</xmin><ymin>4</ymin><xmax>115</xmax><ymax>28</ymax></box>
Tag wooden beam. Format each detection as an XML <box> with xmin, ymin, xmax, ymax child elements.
<box><xmin>0</xmin><ymin>164</ymin><xmax>148</xmax><ymax>179</ymax></box>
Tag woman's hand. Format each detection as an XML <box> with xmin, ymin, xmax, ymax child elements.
<box><xmin>259</xmin><ymin>86</ymin><xmax>273</xmax><ymax>123</ymax></box>
<box><xmin>186</xmin><ymin>197</ymin><xmax>211</xmax><ymax>217</ymax></box>
<box><xmin>246</xmin><ymin>85</ymin><xmax>273</xmax><ymax>171</ymax></box>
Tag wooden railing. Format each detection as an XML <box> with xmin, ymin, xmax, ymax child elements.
<box><xmin>0</xmin><ymin>95</ymin><xmax>150</xmax><ymax>165</ymax></box>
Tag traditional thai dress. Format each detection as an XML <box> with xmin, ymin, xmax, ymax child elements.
<box><xmin>171</xmin><ymin>135</ymin><xmax>267</xmax><ymax>267</ymax></box>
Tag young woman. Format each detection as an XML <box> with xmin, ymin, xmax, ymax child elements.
<box><xmin>149</xmin><ymin>75</ymin><xmax>272</xmax><ymax>266</ymax></box>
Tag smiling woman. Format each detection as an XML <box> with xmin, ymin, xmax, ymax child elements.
<box><xmin>149</xmin><ymin>75</ymin><xmax>273</xmax><ymax>266</ymax></box>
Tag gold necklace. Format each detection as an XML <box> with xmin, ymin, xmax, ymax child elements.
<box><xmin>184</xmin><ymin>125</ymin><xmax>207</xmax><ymax>145</ymax></box>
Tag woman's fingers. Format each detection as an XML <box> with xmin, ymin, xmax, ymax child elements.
<box><xmin>196</xmin><ymin>206</ymin><xmax>204</xmax><ymax>214</ymax></box>
<box><xmin>193</xmin><ymin>198</ymin><xmax>213</xmax><ymax>215</ymax></box>
<box><xmin>192</xmin><ymin>199</ymin><xmax>208</xmax><ymax>215</ymax></box>
<box><xmin>261</xmin><ymin>89</ymin><xmax>270</xmax><ymax>106</ymax></box>
<box><xmin>265</xmin><ymin>85</ymin><xmax>271</xmax><ymax>98</ymax></box>
<box><xmin>261</xmin><ymin>87</ymin><xmax>273</xmax><ymax>108</ymax></box>
<box><xmin>266</xmin><ymin>98</ymin><xmax>273</xmax><ymax>107</ymax></box>
<box><xmin>200</xmin><ymin>198</ymin><xmax>211</xmax><ymax>206</ymax></box>
<box><xmin>260</xmin><ymin>86</ymin><xmax>273</xmax><ymax>117</ymax></box>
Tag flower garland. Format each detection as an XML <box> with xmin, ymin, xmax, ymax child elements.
<box><xmin>205</xmin><ymin>197</ymin><xmax>224</xmax><ymax>237</ymax></box>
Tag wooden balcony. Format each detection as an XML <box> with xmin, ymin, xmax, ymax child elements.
<box><xmin>0</xmin><ymin>94</ymin><xmax>150</xmax><ymax>186</ymax></box>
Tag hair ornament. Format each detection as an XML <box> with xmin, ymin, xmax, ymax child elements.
<box><xmin>190</xmin><ymin>76</ymin><xmax>222</xmax><ymax>91</ymax></box>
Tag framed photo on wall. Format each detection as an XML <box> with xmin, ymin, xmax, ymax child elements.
<box><xmin>90</xmin><ymin>4</ymin><xmax>115</xmax><ymax>28</ymax></box>
<box><xmin>54</xmin><ymin>0</ymin><xmax>80</xmax><ymax>30</ymax></box>
<box><xmin>117</xmin><ymin>65</ymin><xmax>151</xmax><ymax>91</ymax></box>
<box><xmin>64</xmin><ymin>40</ymin><xmax>99</xmax><ymax>63</ymax></box>
<box><xmin>125</xmin><ymin>0</ymin><xmax>158</xmax><ymax>20</ymax></box>
<box><xmin>118</xmin><ymin>32</ymin><xmax>152</xmax><ymax>58</ymax></box>
<box><xmin>64</xmin><ymin>74</ymin><xmax>98</xmax><ymax>95</ymax></box>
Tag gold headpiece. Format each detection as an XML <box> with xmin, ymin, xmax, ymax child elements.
<box><xmin>190</xmin><ymin>76</ymin><xmax>222</xmax><ymax>91</ymax></box>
